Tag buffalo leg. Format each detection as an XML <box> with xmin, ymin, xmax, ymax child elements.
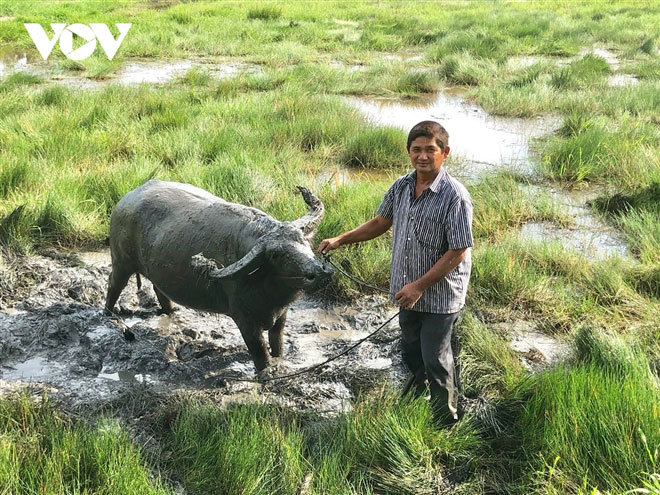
<box><xmin>153</xmin><ymin>286</ymin><xmax>175</xmax><ymax>315</ymax></box>
<box><xmin>268</xmin><ymin>313</ymin><xmax>286</xmax><ymax>358</ymax></box>
<box><xmin>105</xmin><ymin>267</ymin><xmax>131</xmax><ymax>315</ymax></box>
<box><xmin>236</xmin><ymin>319</ymin><xmax>270</xmax><ymax>371</ymax></box>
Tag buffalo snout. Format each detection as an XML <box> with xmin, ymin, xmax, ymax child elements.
<box><xmin>304</xmin><ymin>261</ymin><xmax>333</xmax><ymax>290</ymax></box>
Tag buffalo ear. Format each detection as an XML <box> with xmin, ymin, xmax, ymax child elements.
<box><xmin>192</xmin><ymin>243</ymin><xmax>266</xmax><ymax>280</ymax></box>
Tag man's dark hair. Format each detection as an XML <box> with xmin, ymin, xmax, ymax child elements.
<box><xmin>406</xmin><ymin>120</ymin><xmax>449</xmax><ymax>152</ymax></box>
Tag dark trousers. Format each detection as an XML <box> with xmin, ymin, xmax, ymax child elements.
<box><xmin>399</xmin><ymin>309</ymin><xmax>461</xmax><ymax>422</ymax></box>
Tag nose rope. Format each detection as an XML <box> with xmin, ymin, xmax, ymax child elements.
<box><xmin>320</xmin><ymin>253</ymin><xmax>395</xmax><ymax>296</ymax></box>
<box><xmin>232</xmin><ymin>310</ymin><xmax>400</xmax><ymax>384</ymax></box>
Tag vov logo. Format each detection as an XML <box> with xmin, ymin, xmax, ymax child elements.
<box><xmin>24</xmin><ymin>23</ymin><xmax>132</xmax><ymax>61</ymax></box>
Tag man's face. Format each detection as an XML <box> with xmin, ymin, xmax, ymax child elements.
<box><xmin>408</xmin><ymin>136</ymin><xmax>449</xmax><ymax>176</ymax></box>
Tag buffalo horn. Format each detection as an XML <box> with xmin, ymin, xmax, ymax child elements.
<box><xmin>192</xmin><ymin>243</ymin><xmax>265</xmax><ymax>280</ymax></box>
<box><xmin>291</xmin><ymin>186</ymin><xmax>324</xmax><ymax>238</ymax></box>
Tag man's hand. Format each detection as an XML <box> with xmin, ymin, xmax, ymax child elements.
<box><xmin>395</xmin><ymin>282</ymin><xmax>424</xmax><ymax>310</ymax></box>
<box><xmin>317</xmin><ymin>236</ymin><xmax>342</xmax><ymax>255</ymax></box>
<box><xmin>317</xmin><ymin>217</ymin><xmax>392</xmax><ymax>255</ymax></box>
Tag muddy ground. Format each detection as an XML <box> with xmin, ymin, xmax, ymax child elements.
<box><xmin>0</xmin><ymin>248</ymin><xmax>406</xmax><ymax>415</ymax></box>
<box><xmin>0</xmin><ymin>248</ymin><xmax>568</xmax><ymax>420</ymax></box>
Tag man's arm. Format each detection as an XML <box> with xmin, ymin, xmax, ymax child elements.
<box><xmin>394</xmin><ymin>247</ymin><xmax>469</xmax><ymax>310</ymax></box>
<box><xmin>317</xmin><ymin>216</ymin><xmax>392</xmax><ymax>254</ymax></box>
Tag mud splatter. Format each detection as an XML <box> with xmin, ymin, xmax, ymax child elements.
<box><xmin>492</xmin><ymin>319</ymin><xmax>570</xmax><ymax>370</ymax></box>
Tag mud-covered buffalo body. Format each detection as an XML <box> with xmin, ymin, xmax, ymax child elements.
<box><xmin>105</xmin><ymin>180</ymin><xmax>332</xmax><ymax>370</ymax></box>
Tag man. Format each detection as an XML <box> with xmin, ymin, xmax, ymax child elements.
<box><xmin>317</xmin><ymin>121</ymin><xmax>473</xmax><ymax>425</ymax></box>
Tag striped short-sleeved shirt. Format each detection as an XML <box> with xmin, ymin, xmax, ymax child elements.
<box><xmin>377</xmin><ymin>168</ymin><xmax>473</xmax><ymax>314</ymax></box>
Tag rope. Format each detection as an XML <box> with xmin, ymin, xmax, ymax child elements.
<box><xmin>224</xmin><ymin>253</ymin><xmax>398</xmax><ymax>383</ymax></box>
<box><xmin>229</xmin><ymin>310</ymin><xmax>399</xmax><ymax>384</ymax></box>
<box><xmin>321</xmin><ymin>253</ymin><xmax>394</xmax><ymax>296</ymax></box>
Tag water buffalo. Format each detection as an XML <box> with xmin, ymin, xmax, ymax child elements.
<box><xmin>105</xmin><ymin>180</ymin><xmax>333</xmax><ymax>371</ymax></box>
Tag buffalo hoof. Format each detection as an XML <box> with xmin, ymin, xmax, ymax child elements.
<box><xmin>255</xmin><ymin>363</ymin><xmax>275</xmax><ymax>379</ymax></box>
<box><xmin>157</xmin><ymin>306</ymin><xmax>179</xmax><ymax>316</ymax></box>
<box><xmin>123</xmin><ymin>328</ymin><xmax>136</xmax><ymax>341</ymax></box>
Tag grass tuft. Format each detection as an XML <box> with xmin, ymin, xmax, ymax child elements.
<box><xmin>457</xmin><ymin>312</ymin><xmax>525</xmax><ymax>399</ymax></box>
<box><xmin>640</xmin><ymin>37</ymin><xmax>655</xmax><ymax>54</ymax></box>
<box><xmin>593</xmin><ymin>182</ymin><xmax>660</xmax><ymax>263</ymax></box>
<box><xmin>0</xmin><ymin>394</ymin><xmax>171</xmax><ymax>495</ymax></box>
<box><xmin>539</xmin><ymin>115</ymin><xmax>659</xmax><ymax>186</ymax></box>
<box><xmin>169</xmin><ymin>401</ymin><xmax>305</xmax><ymax>495</ymax></box>
<box><xmin>510</xmin><ymin>329</ymin><xmax>660</xmax><ymax>493</ymax></box>
<box><xmin>246</xmin><ymin>6</ymin><xmax>282</xmax><ymax>21</ymax></box>
<box><xmin>33</xmin><ymin>86</ymin><xmax>71</xmax><ymax>107</ymax></box>
<box><xmin>340</xmin><ymin>126</ymin><xmax>407</xmax><ymax>169</ymax></box>
<box><xmin>0</xmin><ymin>72</ymin><xmax>43</xmax><ymax>92</ymax></box>
<box><xmin>394</xmin><ymin>70</ymin><xmax>439</xmax><ymax>95</ymax></box>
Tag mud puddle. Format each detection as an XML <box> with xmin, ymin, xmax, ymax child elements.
<box><xmin>0</xmin><ymin>51</ymin><xmax>28</xmax><ymax>79</ymax></box>
<box><xmin>345</xmin><ymin>91</ymin><xmax>560</xmax><ymax>179</ymax></box>
<box><xmin>328</xmin><ymin>60</ymin><xmax>365</xmax><ymax>73</ymax></box>
<box><xmin>492</xmin><ymin>320</ymin><xmax>570</xmax><ymax>371</ymax></box>
<box><xmin>582</xmin><ymin>47</ymin><xmax>640</xmax><ymax>87</ymax></box>
<box><xmin>608</xmin><ymin>73</ymin><xmax>639</xmax><ymax>87</ymax></box>
<box><xmin>0</xmin><ymin>55</ymin><xmax>262</xmax><ymax>88</ymax></box>
<box><xmin>115</xmin><ymin>59</ymin><xmax>261</xmax><ymax>84</ymax></box>
<box><xmin>520</xmin><ymin>184</ymin><xmax>628</xmax><ymax>260</ymax></box>
<box><xmin>0</xmin><ymin>246</ymin><xmax>581</xmax><ymax>424</ymax></box>
<box><xmin>0</xmin><ymin>249</ymin><xmax>402</xmax><ymax>414</ymax></box>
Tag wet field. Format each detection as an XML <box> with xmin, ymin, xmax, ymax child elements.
<box><xmin>0</xmin><ymin>49</ymin><xmax>633</xmax><ymax>407</ymax></box>
<box><xmin>1</xmin><ymin>6</ymin><xmax>658</xmax><ymax>489</ymax></box>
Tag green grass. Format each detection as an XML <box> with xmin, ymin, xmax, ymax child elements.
<box><xmin>0</xmin><ymin>72</ymin><xmax>42</xmax><ymax>92</ymax></box>
<box><xmin>246</xmin><ymin>6</ymin><xmax>282</xmax><ymax>21</ymax></box>
<box><xmin>629</xmin><ymin>60</ymin><xmax>660</xmax><ymax>80</ymax></box>
<box><xmin>0</xmin><ymin>394</ymin><xmax>171</xmax><ymax>495</ymax></box>
<box><xmin>538</xmin><ymin>115</ymin><xmax>660</xmax><ymax>187</ymax></box>
<box><xmin>593</xmin><ymin>182</ymin><xmax>660</xmax><ymax>265</ymax></box>
<box><xmin>435</xmin><ymin>52</ymin><xmax>499</xmax><ymax>87</ymax></box>
<box><xmin>169</xmin><ymin>401</ymin><xmax>305</xmax><ymax>495</ymax></box>
<box><xmin>340</xmin><ymin>126</ymin><xmax>407</xmax><ymax>169</ymax></box>
<box><xmin>0</xmin><ymin>389</ymin><xmax>491</xmax><ymax>495</ymax></box>
<box><xmin>469</xmin><ymin>174</ymin><xmax>571</xmax><ymax>242</ymax></box>
<box><xmin>455</xmin><ymin>325</ymin><xmax>660</xmax><ymax>494</ymax></box>
<box><xmin>511</xmin><ymin>326</ymin><xmax>660</xmax><ymax>493</ymax></box>
<box><xmin>549</xmin><ymin>54</ymin><xmax>611</xmax><ymax>90</ymax></box>
<box><xmin>3</xmin><ymin>347</ymin><xmax>660</xmax><ymax>495</ymax></box>
<box><xmin>471</xmin><ymin>237</ymin><xmax>655</xmax><ymax>330</ymax></box>
<box><xmin>168</xmin><ymin>390</ymin><xmax>486</xmax><ymax>495</ymax></box>
<box><xmin>0</xmin><ymin>83</ymin><xmax>377</xmax><ymax>249</ymax></box>
<box><xmin>457</xmin><ymin>312</ymin><xmax>525</xmax><ymax>399</ymax></box>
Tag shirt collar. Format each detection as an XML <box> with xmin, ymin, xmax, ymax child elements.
<box><xmin>429</xmin><ymin>168</ymin><xmax>448</xmax><ymax>193</ymax></box>
<box><xmin>406</xmin><ymin>168</ymin><xmax>447</xmax><ymax>193</ymax></box>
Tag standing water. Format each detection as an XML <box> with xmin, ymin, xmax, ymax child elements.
<box><xmin>346</xmin><ymin>91</ymin><xmax>559</xmax><ymax>176</ymax></box>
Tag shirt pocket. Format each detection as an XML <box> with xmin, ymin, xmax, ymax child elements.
<box><xmin>413</xmin><ymin>217</ymin><xmax>445</xmax><ymax>252</ymax></box>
